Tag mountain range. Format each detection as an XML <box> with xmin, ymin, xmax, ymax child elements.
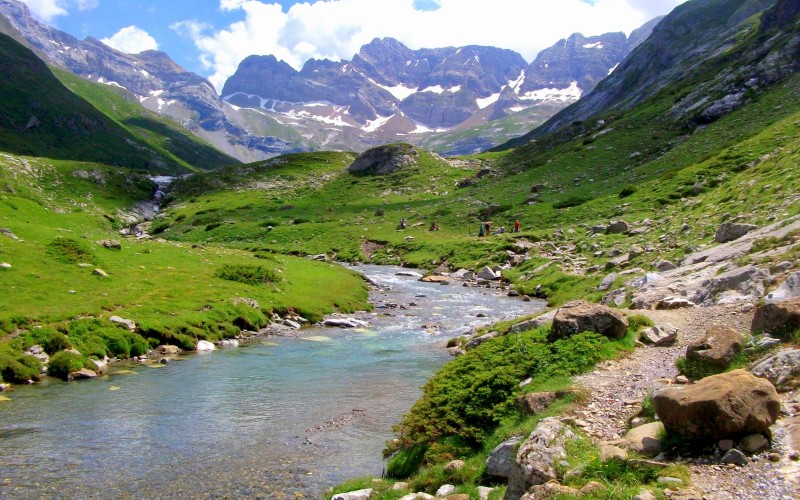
<box><xmin>0</xmin><ymin>0</ymin><xmax>659</xmax><ymax>159</ymax></box>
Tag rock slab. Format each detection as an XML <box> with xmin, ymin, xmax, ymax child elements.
<box><xmin>549</xmin><ymin>301</ymin><xmax>629</xmax><ymax>342</ymax></box>
<box><xmin>751</xmin><ymin>297</ymin><xmax>800</xmax><ymax>340</ymax></box>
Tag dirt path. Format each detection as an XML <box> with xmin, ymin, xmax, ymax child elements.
<box><xmin>569</xmin><ymin>304</ymin><xmax>800</xmax><ymax>499</ymax></box>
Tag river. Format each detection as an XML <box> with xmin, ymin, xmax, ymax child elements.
<box><xmin>0</xmin><ymin>265</ymin><xmax>544</xmax><ymax>498</ymax></box>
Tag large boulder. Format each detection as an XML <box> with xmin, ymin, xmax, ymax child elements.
<box><xmin>486</xmin><ymin>436</ymin><xmax>521</xmax><ymax>478</ymax></box>
<box><xmin>685</xmin><ymin>325</ymin><xmax>744</xmax><ymax>367</ymax></box>
<box><xmin>549</xmin><ymin>301</ymin><xmax>629</xmax><ymax>342</ymax></box>
<box><xmin>765</xmin><ymin>271</ymin><xmax>800</xmax><ymax>303</ymax></box>
<box><xmin>751</xmin><ymin>349</ymin><xmax>800</xmax><ymax>390</ymax></box>
<box><xmin>751</xmin><ymin>297</ymin><xmax>800</xmax><ymax>340</ymax></box>
<box><xmin>653</xmin><ymin>369</ymin><xmax>780</xmax><ymax>442</ymax></box>
<box><xmin>715</xmin><ymin>222</ymin><xmax>757</xmax><ymax>243</ymax></box>
<box><xmin>347</xmin><ymin>143</ymin><xmax>418</xmax><ymax>175</ymax></box>
<box><xmin>505</xmin><ymin>418</ymin><xmax>578</xmax><ymax>500</ymax></box>
<box><xmin>640</xmin><ymin>323</ymin><xmax>678</xmax><ymax>346</ymax></box>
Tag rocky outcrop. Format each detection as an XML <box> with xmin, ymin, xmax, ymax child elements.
<box><xmin>347</xmin><ymin>144</ymin><xmax>418</xmax><ymax>175</ymax></box>
<box><xmin>487</xmin><ymin>436</ymin><xmax>521</xmax><ymax>478</ymax></box>
<box><xmin>505</xmin><ymin>418</ymin><xmax>578</xmax><ymax>499</ymax></box>
<box><xmin>653</xmin><ymin>369</ymin><xmax>780</xmax><ymax>442</ymax></box>
<box><xmin>751</xmin><ymin>297</ymin><xmax>800</xmax><ymax>339</ymax></box>
<box><xmin>109</xmin><ymin>316</ymin><xmax>136</xmax><ymax>331</ymax></box>
<box><xmin>685</xmin><ymin>325</ymin><xmax>745</xmax><ymax>367</ymax></box>
<box><xmin>548</xmin><ymin>301</ymin><xmax>629</xmax><ymax>341</ymax></box>
<box><xmin>715</xmin><ymin>222</ymin><xmax>758</xmax><ymax>243</ymax></box>
<box><xmin>751</xmin><ymin>349</ymin><xmax>800</xmax><ymax>390</ymax></box>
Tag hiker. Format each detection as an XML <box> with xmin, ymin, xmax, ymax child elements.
<box><xmin>478</xmin><ymin>223</ymin><xmax>485</xmax><ymax>237</ymax></box>
<box><xmin>398</xmin><ymin>218</ymin><xmax>407</xmax><ymax>230</ymax></box>
<box><xmin>429</xmin><ymin>221</ymin><xmax>440</xmax><ymax>231</ymax></box>
<box><xmin>494</xmin><ymin>226</ymin><xmax>506</xmax><ymax>235</ymax></box>
<box><xmin>514</xmin><ymin>220</ymin><xmax>520</xmax><ymax>233</ymax></box>
<box><xmin>484</xmin><ymin>221</ymin><xmax>493</xmax><ymax>236</ymax></box>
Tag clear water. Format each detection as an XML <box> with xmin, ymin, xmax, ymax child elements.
<box><xmin>0</xmin><ymin>265</ymin><xmax>544</xmax><ymax>498</ymax></box>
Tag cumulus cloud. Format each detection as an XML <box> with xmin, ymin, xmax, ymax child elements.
<box><xmin>20</xmin><ymin>0</ymin><xmax>99</xmax><ymax>22</ymax></box>
<box><xmin>177</xmin><ymin>0</ymin><xmax>687</xmax><ymax>92</ymax></box>
<box><xmin>100</xmin><ymin>25</ymin><xmax>159</xmax><ymax>54</ymax></box>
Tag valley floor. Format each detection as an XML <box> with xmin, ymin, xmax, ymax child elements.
<box><xmin>573</xmin><ymin>305</ymin><xmax>800</xmax><ymax>499</ymax></box>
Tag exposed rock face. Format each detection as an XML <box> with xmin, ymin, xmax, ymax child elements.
<box><xmin>514</xmin><ymin>392</ymin><xmax>558</xmax><ymax>415</ymax></box>
<box><xmin>751</xmin><ymin>297</ymin><xmax>800</xmax><ymax>339</ymax></box>
<box><xmin>486</xmin><ymin>436</ymin><xmax>521</xmax><ymax>478</ymax></box>
<box><xmin>505</xmin><ymin>418</ymin><xmax>578</xmax><ymax>499</ymax></box>
<box><xmin>549</xmin><ymin>301</ymin><xmax>629</xmax><ymax>341</ymax></box>
<box><xmin>347</xmin><ymin>144</ymin><xmax>418</xmax><ymax>175</ymax></box>
<box><xmin>715</xmin><ymin>222</ymin><xmax>758</xmax><ymax>243</ymax></box>
<box><xmin>685</xmin><ymin>325</ymin><xmax>745</xmax><ymax>367</ymax></box>
<box><xmin>653</xmin><ymin>369</ymin><xmax>781</xmax><ymax>442</ymax></box>
<box><xmin>751</xmin><ymin>349</ymin><xmax>800</xmax><ymax>390</ymax></box>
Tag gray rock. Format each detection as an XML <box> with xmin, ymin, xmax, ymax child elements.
<box><xmin>739</xmin><ymin>433</ymin><xmax>768</xmax><ymax>453</ymax></box>
<box><xmin>640</xmin><ymin>323</ymin><xmax>678</xmax><ymax>346</ymax></box>
<box><xmin>549</xmin><ymin>301</ymin><xmax>629</xmax><ymax>341</ymax></box>
<box><xmin>607</xmin><ymin>220</ymin><xmax>631</xmax><ymax>234</ymax></box>
<box><xmin>347</xmin><ymin>144</ymin><xmax>418</xmax><ymax>175</ymax></box>
<box><xmin>718</xmin><ymin>439</ymin><xmax>734</xmax><ymax>451</ymax></box>
<box><xmin>765</xmin><ymin>271</ymin><xmax>800</xmax><ymax>303</ymax></box>
<box><xmin>715</xmin><ymin>222</ymin><xmax>757</xmax><ymax>243</ymax></box>
<box><xmin>477</xmin><ymin>486</ymin><xmax>494</xmax><ymax>500</ymax></box>
<box><xmin>0</xmin><ymin>228</ymin><xmax>19</xmax><ymax>240</ymax></box>
<box><xmin>96</xmin><ymin>239</ymin><xmax>122</xmax><ymax>250</ymax></box>
<box><xmin>751</xmin><ymin>349</ymin><xmax>800</xmax><ymax>390</ymax></box>
<box><xmin>477</xmin><ymin>266</ymin><xmax>499</xmax><ymax>280</ymax></box>
<box><xmin>605</xmin><ymin>253</ymin><xmax>630</xmax><ymax>270</ymax></box>
<box><xmin>435</xmin><ymin>485</ymin><xmax>456</xmax><ymax>497</ymax></box>
<box><xmin>656</xmin><ymin>296</ymin><xmax>695</xmax><ymax>309</ymax></box>
<box><xmin>323</xmin><ymin>318</ymin><xmax>369</xmax><ymax>328</ymax></box>
<box><xmin>599</xmin><ymin>273</ymin><xmax>618</xmax><ymax>291</ymax></box>
<box><xmin>624</xmin><ymin>422</ymin><xmax>664</xmax><ymax>457</ymax></box>
<box><xmin>158</xmin><ymin>345</ymin><xmax>180</xmax><ymax>355</ymax></box>
<box><xmin>655</xmin><ymin>260</ymin><xmax>677</xmax><ymax>272</ymax></box>
<box><xmin>0</xmin><ymin>262</ymin><xmax>11</xmax><ymax>270</ymax></box>
<box><xmin>70</xmin><ymin>368</ymin><xmax>97</xmax><ymax>380</ymax></box>
<box><xmin>686</xmin><ymin>325</ymin><xmax>744</xmax><ymax>367</ymax></box>
<box><xmin>486</xmin><ymin>437</ymin><xmax>521</xmax><ymax>478</ymax></box>
<box><xmin>633</xmin><ymin>490</ymin><xmax>657</xmax><ymax>500</ymax></box>
<box><xmin>332</xmin><ymin>488</ymin><xmax>373</xmax><ymax>500</ymax></box>
<box><xmin>92</xmin><ymin>268</ymin><xmax>109</xmax><ymax>277</ymax></box>
<box><xmin>283</xmin><ymin>319</ymin><xmax>302</xmax><ymax>330</ymax></box>
<box><xmin>109</xmin><ymin>315</ymin><xmax>136</xmax><ymax>331</ymax></box>
<box><xmin>721</xmin><ymin>449</ymin><xmax>748</xmax><ymax>466</ymax></box>
<box><xmin>466</xmin><ymin>331</ymin><xmax>501</xmax><ymax>350</ymax></box>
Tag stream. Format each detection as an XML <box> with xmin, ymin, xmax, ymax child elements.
<box><xmin>0</xmin><ymin>265</ymin><xmax>544</xmax><ymax>498</ymax></box>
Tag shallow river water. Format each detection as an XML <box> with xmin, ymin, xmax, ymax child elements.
<box><xmin>0</xmin><ymin>265</ymin><xmax>544</xmax><ymax>498</ymax></box>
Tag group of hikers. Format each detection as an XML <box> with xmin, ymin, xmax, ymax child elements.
<box><xmin>397</xmin><ymin>218</ymin><xmax>521</xmax><ymax>235</ymax></box>
<box><xmin>478</xmin><ymin>219</ymin><xmax>520</xmax><ymax>237</ymax></box>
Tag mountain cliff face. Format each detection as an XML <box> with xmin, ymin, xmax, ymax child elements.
<box><xmin>221</xmin><ymin>26</ymin><xmax>658</xmax><ymax>155</ymax></box>
<box><xmin>498</xmin><ymin>0</ymin><xmax>796</xmax><ymax>149</ymax></box>
<box><xmin>0</xmin><ymin>0</ymin><xmax>306</xmax><ymax>162</ymax></box>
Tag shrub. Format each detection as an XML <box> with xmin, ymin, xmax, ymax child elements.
<box><xmin>214</xmin><ymin>264</ymin><xmax>281</xmax><ymax>286</ymax></box>
<box><xmin>46</xmin><ymin>237</ymin><xmax>98</xmax><ymax>264</ymax></box>
<box><xmin>22</xmin><ymin>328</ymin><xmax>72</xmax><ymax>354</ymax></box>
<box><xmin>0</xmin><ymin>348</ymin><xmax>42</xmax><ymax>383</ymax></box>
<box><xmin>47</xmin><ymin>351</ymin><xmax>89</xmax><ymax>380</ymax></box>
<box><xmin>104</xmin><ymin>331</ymin><xmax>131</xmax><ymax>358</ymax></box>
<box><xmin>386</xmin><ymin>444</ymin><xmax>427</xmax><ymax>479</ymax></box>
<box><xmin>627</xmin><ymin>314</ymin><xmax>654</xmax><ymax>332</ymax></box>
<box><xmin>553</xmin><ymin>196</ymin><xmax>591</xmax><ymax>209</ymax></box>
<box><xmin>619</xmin><ymin>185</ymin><xmax>637</xmax><ymax>198</ymax></box>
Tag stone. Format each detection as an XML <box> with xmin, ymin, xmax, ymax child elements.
<box><xmin>640</xmin><ymin>323</ymin><xmax>678</xmax><ymax>346</ymax></box>
<box><xmin>751</xmin><ymin>349</ymin><xmax>800</xmax><ymax>390</ymax></box>
<box><xmin>633</xmin><ymin>490</ymin><xmax>657</xmax><ymax>500</ymax></box>
<box><xmin>657</xmin><ymin>477</ymin><xmax>683</xmax><ymax>485</ymax></box>
<box><xmin>739</xmin><ymin>433</ymin><xmax>768</xmax><ymax>453</ymax></box>
<box><xmin>655</xmin><ymin>260</ymin><xmax>678</xmax><ymax>272</ymax></box>
<box><xmin>486</xmin><ymin>437</ymin><xmax>521</xmax><ymax>478</ymax></box>
<box><xmin>332</xmin><ymin>488</ymin><xmax>373</xmax><ymax>500</ymax></box>
<box><xmin>605</xmin><ymin>253</ymin><xmax>630</xmax><ymax>270</ymax></box>
<box><xmin>549</xmin><ymin>301</ymin><xmax>629</xmax><ymax>342</ymax></box>
<box><xmin>92</xmin><ymin>268</ymin><xmax>109</xmax><ymax>277</ymax></box>
<box><xmin>96</xmin><ymin>239</ymin><xmax>121</xmax><ymax>250</ymax></box>
<box><xmin>421</xmin><ymin>275</ymin><xmax>451</xmax><ymax>284</ymax></box>
<box><xmin>158</xmin><ymin>345</ymin><xmax>180</xmax><ymax>355</ymax></box>
<box><xmin>109</xmin><ymin>315</ymin><xmax>136</xmax><ymax>331</ymax></box>
<box><xmin>71</xmin><ymin>368</ymin><xmax>97</xmax><ymax>380</ymax></box>
<box><xmin>399</xmin><ymin>494</ymin><xmax>434</xmax><ymax>500</ymax></box>
<box><xmin>751</xmin><ymin>297</ymin><xmax>800</xmax><ymax>340</ymax></box>
<box><xmin>435</xmin><ymin>485</ymin><xmax>456</xmax><ymax>497</ymax></box>
<box><xmin>509</xmin><ymin>310</ymin><xmax>557</xmax><ymax>333</ymax></box>
<box><xmin>443</xmin><ymin>495</ymin><xmax>469</xmax><ymax>500</ymax></box>
<box><xmin>655</xmin><ymin>296</ymin><xmax>695</xmax><ymax>309</ymax></box>
<box><xmin>477</xmin><ymin>266</ymin><xmax>499</xmax><ymax>280</ymax></box>
<box><xmin>477</xmin><ymin>486</ymin><xmax>494</xmax><ymax>500</ymax></box>
<box><xmin>578</xmin><ymin>481</ymin><xmax>606</xmax><ymax>495</ymax></box>
<box><xmin>675</xmin><ymin>375</ymin><xmax>690</xmax><ymax>384</ymax></box>
<box><xmin>92</xmin><ymin>358</ymin><xmax>107</xmax><ymax>374</ymax></box>
<box><xmin>607</xmin><ymin>220</ymin><xmax>631</xmax><ymax>234</ymax></box>
<box><xmin>347</xmin><ymin>143</ymin><xmax>418</xmax><ymax>175</ymax></box>
<box><xmin>443</xmin><ymin>460</ymin><xmax>465</xmax><ymax>472</ymax></box>
<box><xmin>514</xmin><ymin>392</ymin><xmax>558</xmax><ymax>415</ymax></box>
<box><xmin>392</xmin><ymin>482</ymin><xmax>409</xmax><ymax>491</ymax></box>
<box><xmin>653</xmin><ymin>370</ymin><xmax>780</xmax><ymax>442</ymax></box>
<box><xmin>195</xmin><ymin>340</ymin><xmax>216</xmax><ymax>351</ymax></box>
<box><xmin>323</xmin><ymin>318</ymin><xmax>369</xmax><ymax>328</ymax></box>
<box><xmin>465</xmin><ymin>331</ymin><xmax>501</xmax><ymax>350</ymax></box>
<box><xmin>520</xmin><ymin>481</ymin><xmax>578</xmax><ymax>500</ymax></box>
<box><xmin>284</xmin><ymin>319</ymin><xmax>302</xmax><ymax>330</ymax></box>
<box><xmin>685</xmin><ymin>325</ymin><xmax>744</xmax><ymax>367</ymax></box>
<box><xmin>0</xmin><ymin>228</ymin><xmax>19</xmax><ymax>240</ymax></box>
<box><xmin>505</xmin><ymin>418</ymin><xmax>578</xmax><ymax>499</ymax></box>
<box><xmin>765</xmin><ymin>271</ymin><xmax>800</xmax><ymax>302</ymax></box>
<box><xmin>598</xmin><ymin>273</ymin><xmax>618</xmax><ymax>291</ymax></box>
<box><xmin>599</xmin><ymin>444</ymin><xmax>628</xmax><ymax>462</ymax></box>
<box><xmin>624</xmin><ymin>422</ymin><xmax>664</xmax><ymax>457</ymax></box>
<box><xmin>220</xmin><ymin>339</ymin><xmax>239</xmax><ymax>348</ymax></box>
<box><xmin>233</xmin><ymin>297</ymin><xmax>260</xmax><ymax>309</ymax></box>
<box><xmin>718</xmin><ymin>439</ymin><xmax>734</xmax><ymax>452</ymax></box>
<box><xmin>0</xmin><ymin>262</ymin><xmax>11</xmax><ymax>270</ymax></box>
<box><xmin>721</xmin><ymin>449</ymin><xmax>748</xmax><ymax>466</ymax></box>
<box><xmin>715</xmin><ymin>222</ymin><xmax>757</xmax><ymax>243</ymax></box>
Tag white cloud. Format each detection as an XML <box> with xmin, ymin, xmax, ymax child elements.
<box><xmin>20</xmin><ymin>0</ymin><xmax>99</xmax><ymax>22</ymax></box>
<box><xmin>178</xmin><ymin>0</ymin><xmax>687</xmax><ymax>92</ymax></box>
<box><xmin>100</xmin><ymin>25</ymin><xmax>159</xmax><ymax>54</ymax></box>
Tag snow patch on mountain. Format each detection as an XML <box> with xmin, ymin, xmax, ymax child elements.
<box><xmin>519</xmin><ymin>81</ymin><xmax>582</xmax><ymax>102</ymax></box>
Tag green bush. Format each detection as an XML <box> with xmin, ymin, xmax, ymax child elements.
<box><xmin>387</xmin><ymin>444</ymin><xmax>427</xmax><ymax>479</ymax></box>
<box><xmin>0</xmin><ymin>348</ymin><xmax>42</xmax><ymax>383</ymax></box>
<box><xmin>214</xmin><ymin>264</ymin><xmax>281</xmax><ymax>285</ymax></box>
<box><xmin>45</xmin><ymin>237</ymin><xmax>98</xmax><ymax>264</ymax></box>
<box><xmin>22</xmin><ymin>328</ymin><xmax>72</xmax><ymax>354</ymax></box>
<box><xmin>104</xmin><ymin>331</ymin><xmax>131</xmax><ymax>358</ymax></box>
<box><xmin>47</xmin><ymin>351</ymin><xmax>90</xmax><ymax>380</ymax></box>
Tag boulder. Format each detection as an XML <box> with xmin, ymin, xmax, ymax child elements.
<box><xmin>549</xmin><ymin>301</ymin><xmax>629</xmax><ymax>342</ymax></box>
<box><xmin>0</xmin><ymin>228</ymin><xmax>19</xmax><ymax>240</ymax></box>
<box><xmin>721</xmin><ymin>449</ymin><xmax>748</xmax><ymax>466</ymax></box>
<box><xmin>598</xmin><ymin>273</ymin><xmax>617</xmax><ymax>291</ymax></box>
<box><xmin>158</xmin><ymin>345</ymin><xmax>180</xmax><ymax>355</ymax></box>
<box><xmin>109</xmin><ymin>315</ymin><xmax>136</xmax><ymax>331</ymax></box>
<box><xmin>655</xmin><ymin>296</ymin><xmax>695</xmax><ymax>310</ymax></box>
<box><xmin>750</xmin><ymin>349</ymin><xmax>800</xmax><ymax>390</ymax></box>
<box><xmin>715</xmin><ymin>222</ymin><xmax>757</xmax><ymax>243</ymax></box>
<box><xmin>514</xmin><ymin>392</ymin><xmax>557</xmax><ymax>415</ymax></box>
<box><xmin>607</xmin><ymin>220</ymin><xmax>631</xmax><ymax>234</ymax></box>
<box><xmin>605</xmin><ymin>253</ymin><xmax>630</xmax><ymax>270</ymax></box>
<box><xmin>739</xmin><ymin>433</ymin><xmax>769</xmax><ymax>453</ymax></box>
<box><xmin>220</xmin><ymin>339</ymin><xmax>239</xmax><ymax>348</ymax></box>
<box><xmin>751</xmin><ymin>297</ymin><xmax>800</xmax><ymax>340</ymax></box>
<box><xmin>443</xmin><ymin>460</ymin><xmax>465</xmax><ymax>472</ymax></box>
<box><xmin>685</xmin><ymin>325</ymin><xmax>744</xmax><ymax>367</ymax></box>
<box><xmin>435</xmin><ymin>485</ymin><xmax>456</xmax><ymax>497</ymax></box>
<box><xmin>0</xmin><ymin>262</ymin><xmax>11</xmax><ymax>270</ymax></box>
<box><xmin>96</xmin><ymin>239</ymin><xmax>122</xmax><ymax>250</ymax></box>
<box><xmin>421</xmin><ymin>275</ymin><xmax>450</xmax><ymax>284</ymax></box>
<box><xmin>655</xmin><ymin>260</ymin><xmax>677</xmax><ymax>272</ymax></box>
<box><xmin>465</xmin><ymin>331</ymin><xmax>501</xmax><ymax>350</ymax></box>
<box><xmin>92</xmin><ymin>268</ymin><xmax>109</xmax><ymax>277</ymax></box>
<box><xmin>347</xmin><ymin>143</ymin><xmax>418</xmax><ymax>175</ymax></box>
<box><xmin>71</xmin><ymin>368</ymin><xmax>98</xmax><ymax>380</ymax></box>
<box><xmin>505</xmin><ymin>418</ymin><xmax>578</xmax><ymax>499</ymax></box>
<box><xmin>195</xmin><ymin>340</ymin><xmax>216</xmax><ymax>351</ymax></box>
<box><xmin>765</xmin><ymin>271</ymin><xmax>800</xmax><ymax>303</ymax></box>
<box><xmin>653</xmin><ymin>369</ymin><xmax>780</xmax><ymax>442</ymax></box>
<box><xmin>486</xmin><ymin>436</ymin><xmax>521</xmax><ymax>478</ymax></box>
<box><xmin>599</xmin><ymin>444</ymin><xmax>628</xmax><ymax>462</ymax></box>
<box><xmin>623</xmin><ymin>422</ymin><xmax>664</xmax><ymax>457</ymax></box>
<box><xmin>477</xmin><ymin>266</ymin><xmax>499</xmax><ymax>280</ymax></box>
<box><xmin>640</xmin><ymin>323</ymin><xmax>678</xmax><ymax>346</ymax></box>
<box><xmin>520</xmin><ymin>481</ymin><xmax>578</xmax><ymax>500</ymax></box>
<box><xmin>509</xmin><ymin>310</ymin><xmax>557</xmax><ymax>333</ymax></box>
<box><xmin>332</xmin><ymin>488</ymin><xmax>373</xmax><ymax>500</ymax></box>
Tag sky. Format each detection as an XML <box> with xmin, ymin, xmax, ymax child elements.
<box><xmin>20</xmin><ymin>0</ymin><xmax>687</xmax><ymax>93</ymax></box>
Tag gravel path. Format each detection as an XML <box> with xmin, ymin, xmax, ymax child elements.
<box><xmin>569</xmin><ymin>304</ymin><xmax>800</xmax><ymax>499</ymax></box>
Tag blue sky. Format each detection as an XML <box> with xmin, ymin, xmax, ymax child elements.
<box><xmin>20</xmin><ymin>0</ymin><xmax>687</xmax><ymax>92</ymax></box>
